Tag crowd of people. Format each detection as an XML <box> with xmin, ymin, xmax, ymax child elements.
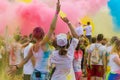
<box><xmin>0</xmin><ymin>0</ymin><xmax>120</xmax><ymax>80</ymax></box>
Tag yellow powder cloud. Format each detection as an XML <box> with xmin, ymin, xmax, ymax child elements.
<box><xmin>91</xmin><ymin>6</ymin><xmax>120</xmax><ymax>38</ymax></box>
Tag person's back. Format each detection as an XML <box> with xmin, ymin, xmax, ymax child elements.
<box><xmin>85</xmin><ymin>25</ymin><xmax>92</xmax><ymax>36</ymax></box>
<box><xmin>7</xmin><ymin>1</ymin><xmax>61</xmax><ymax>80</ymax></box>
<box><xmin>84</xmin><ymin>22</ymin><xmax>92</xmax><ymax>42</ymax></box>
<box><xmin>73</xmin><ymin>50</ymin><xmax>83</xmax><ymax>72</ymax></box>
<box><xmin>52</xmin><ymin>50</ymin><xmax>72</xmax><ymax>73</ymax></box>
<box><xmin>75</xmin><ymin>26</ymin><xmax>84</xmax><ymax>37</ymax></box>
<box><xmin>32</xmin><ymin>44</ymin><xmax>51</xmax><ymax>73</ymax></box>
<box><xmin>87</xmin><ymin>34</ymin><xmax>106</xmax><ymax>80</ymax></box>
<box><xmin>50</xmin><ymin>37</ymin><xmax>79</xmax><ymax>80</ymax></box>
<box><xmin>89</xmin><ymin>43</ymin><xmax>106</xmax><ymax>65</ymax></box>
<box><xmin>107</xmin><ymin>39</ymin><xmax>120</xmax><ymax>80</ymax></box>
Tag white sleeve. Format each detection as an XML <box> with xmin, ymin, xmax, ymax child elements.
<box><xmin>67</xmin><ymin>38</ymin><xmax>79</xmax><ymax>59</ymax></box>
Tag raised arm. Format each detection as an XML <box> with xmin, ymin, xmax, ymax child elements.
<box><xmin>67</xmin><ymin>38</ymin><xmax>79</xmax><ymax>59</ymax></box>
<box><xmin>40</xmin><ymin>0</ymin><xmax>60</xmax><ymax>45</ymax></box>
<box><xmin>61</xmin><ymin>17</ymin><xmax>79</xmax><ymax>39</ymax></box>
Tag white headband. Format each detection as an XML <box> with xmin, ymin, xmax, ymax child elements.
<box><xmin>56</xmin><ymin>33</ymin><xmax>67</xmax><ymax>47</ymax></box>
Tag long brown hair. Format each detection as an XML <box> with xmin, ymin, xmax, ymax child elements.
<box><xmin>59</xmin><ymin>46</ymin><xmax>67</xmax><ymax>56</ymax></box>
<box><xmin>111</xmin><ymin>39</ymin><xmax>120</xmax><ymax>56</ymax></box>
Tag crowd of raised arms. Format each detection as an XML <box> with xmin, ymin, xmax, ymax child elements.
<box><xmin>0</xmin><ymin>0</ymin><xmax>120</xmax><ymax>80</ymax></box>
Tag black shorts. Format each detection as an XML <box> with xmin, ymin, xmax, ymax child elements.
<box><xmin>86</xmin><ymin>35</ymin><xmax>92</xmax><ymax>43</ymax></box>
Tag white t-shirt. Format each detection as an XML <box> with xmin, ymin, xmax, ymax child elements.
<box><xmin>50</xmin><ymin>38</ymin><xmax>79</xmax><ymax>80</ymax></box>
<box><xmin>9</xmin><ymin>42</ymin><xmax>23</xmax><ymax>65</ymax></box>
<box><xmin>109</xmin><ymin>54</ymin><xmax>120</xmax><ymax>73</ymax></box>
<box><xmin>23</xmin><ymin>43</ymin><xmax>34</xmax><ymax>74</ymax></box>
<box><xmin>84</xmin><ymin>25</ymin><xmax>92</xmax><ymax>36</ymax></box>
<box><xmin>89</xmin><ymin>43</ymin><xmax>106</xmax><ymax>65</ymax></box>
<box><xmin>75</xmin><ymin>26</ymin><xmax>84</xmax><ymax>36</ymax></box>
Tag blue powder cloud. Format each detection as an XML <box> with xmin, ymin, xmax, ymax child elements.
<box><xmin>108</xmin><ymin>0</ymin><xmax>120</xmax><ymax>31</ymax></box>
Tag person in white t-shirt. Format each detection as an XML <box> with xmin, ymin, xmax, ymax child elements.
<box><xmin>105</xmin><ymin>36</ymin><xmax>118</xmax><ymax>79</ymax></box>
<box><xmin>50</xmin><ymin>17</ymin><xmax>79</xmax><ymax>80</ymax></box>
<box><xmin>9</xmin><ymin>34</ymin><xmax>23</xmax><ymax>66</ymax></box>
<box><xmin>8</xmin><ymin>1</ymin><xmax>61</xmax><ymax>80</ymax></box>
<box><xmin>23</xmin><ymin>42</ymin><xmax>34</xmax><ymax>80</ymax></box>
<box><xmin>75</xmin><ymin>22</ymin><xmax>84</xmax><ymax>37</ymax></box>
<box><xmin>87</xmin><ymin>34</ymin><xmax>106</xmax><ymax>80</ymax></box>
<box><xmin>84</xmin><ymin>22</ymin><xmax>92</xmax><ymax>43</ymax></box>
<box><xmin>107</xmin><ymin>39</ymin><xmax>120</xmax><ymax>80</ymax></box>
<box><xmin>50</xmin><ymin>34</ymin><xmax>79</xmax><ymax>80</ymax></box>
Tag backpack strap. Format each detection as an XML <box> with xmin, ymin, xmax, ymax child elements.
<box><xmin>95</xmin><ymin>44</ymin><xmax>101</xmax><ymax>49</ymax></box>
<box><xmin>96</xmin><ymin>44</ymin><xmax>103</xmax><ymax>62</ymax></box>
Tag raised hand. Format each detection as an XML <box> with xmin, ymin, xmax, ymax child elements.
<box><xmin>7</xmin><ymin>66</ymin><xmax>17</xmax><ymax>76</ymax></box>
<box><xmin>56</xmin><ymin>0</ymin><xmax>61</xmax><ymax>14</ymax></box>
<box><xmin>61</xmin><ymin>17</ymin><xmax>79</xmax><ymax>38</ymax></box>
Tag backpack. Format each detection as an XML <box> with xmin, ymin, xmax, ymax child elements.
<box><xmin>90</xmin><ymin>45</ymin><xmax>101</xmax><ymax>64</ymax></box>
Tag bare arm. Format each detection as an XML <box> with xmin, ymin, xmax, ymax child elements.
<box><xmin>31</xmin><ymin>56</ymin><xmax>36</xmax><ymax>67</ymax></box>
<box><xmin>67</xmin><ymin>22</ymin><xmax>79</xmax><ymax>38</ymax></box>
<box><xmin>61</xmin><ymin>17</ymin><xmax>79</xmax><ymax>39</ymax></box>
<box><xmin>40</xmin><ymin>0</ymin><xmax>60</xmax><ymax>45</ymax></box>
<box><xmin>8</xmin><ymin>47</ymin><xmax>33</xmax><ymax>75</ymax></box>
<box><xmin>114</xmin><ymin>55</ymin><xmax>120</xmax><ymax>66</ymax></box>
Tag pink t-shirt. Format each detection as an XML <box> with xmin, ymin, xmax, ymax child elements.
<box><xmin>73</xmin><ymin>50</ymin><xmax>83</xmax><ymax>72</ymax></box>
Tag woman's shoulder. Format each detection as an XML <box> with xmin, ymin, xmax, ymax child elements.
<box><xmin>32</xmin><ymin>43</ymin><xmax>41</xmax><ymax>53</ymax></box>
<box><xmin>110</xmin><ymin>53</ymin><xmax>119</xmax><ymax>58</ymax></box>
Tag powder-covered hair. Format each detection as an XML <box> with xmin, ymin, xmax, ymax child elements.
<box><xmin>32</xmin><ymin>27</ymin><xmax>45</xmax><ymax>40</ymax></box>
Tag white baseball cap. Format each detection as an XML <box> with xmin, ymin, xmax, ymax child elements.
<box><xmin>56</xmin><ymin>33</ymin><xmax>67</xmax><ymax>47</ymax></box>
